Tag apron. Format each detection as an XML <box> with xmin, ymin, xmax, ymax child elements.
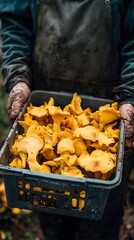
<box><xmin>32</xmin><ymin>0</ymin><xmax>120</xmax><ymax>99</ymax></box>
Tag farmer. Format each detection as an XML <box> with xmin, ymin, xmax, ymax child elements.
<box><xmin>0</xmin><ymin>1</ymin><xmax>134</xmax><ymax>239</ymax></box>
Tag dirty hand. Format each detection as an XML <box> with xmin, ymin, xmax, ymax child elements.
<box><xmin>6</xmin><ymin>82</ymin><xmax>30</xmax><ymax>120</ymax></box>
<box><xmin>119</xmin><ymin>103</ymin><xmax>134</xmax><ymax>156</ymax></box>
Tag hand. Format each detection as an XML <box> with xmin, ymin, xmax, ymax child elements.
<box><xmin>6</xmin><ymin>82</ymin><xmax>30</xmax><ymax>120</ymax></box>
<box><xmin>119</xmin><ymin>103</ymin><xmax>134</xmax><ymax>157</ymax></box>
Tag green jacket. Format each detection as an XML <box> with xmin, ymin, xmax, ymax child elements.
<box><xmin>0</xmin><ymin>0</ymin><xmax>134</xmax><ymax>103</ymax></box>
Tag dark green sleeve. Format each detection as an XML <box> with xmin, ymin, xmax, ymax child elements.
<box><xmin>113</xmin><ymin>0</ymin><xmax>134</xmax><ymax>104</ymax></box>
<box><xmin>0</xmin><ymin>0</ymin><xmax>37</xmax><ymax>92</ymax></box>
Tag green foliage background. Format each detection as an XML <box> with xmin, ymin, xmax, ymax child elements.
<box><xmin>0</xmin><ymin>76</ymin><xmax>10</xmax><ymax>148</ymax></box>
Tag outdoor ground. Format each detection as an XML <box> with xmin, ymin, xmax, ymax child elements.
<box><xmin>0</xmin><ymin>77</ymin><xmax>134</xmax><ymax>240</ymax></box>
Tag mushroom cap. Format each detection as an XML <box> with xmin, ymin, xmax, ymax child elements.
<box><xmin>99</xmin><ymin>104</ymin><xmax>120</xmax><ymax>129</ymax></box>
<box><xmin>9</xmin><ymin>157</ymin><xmax>23</xmax><ymax>168</ymax></box>
<box><xmin>97</xmin><ymin>132</ymin><xmax>115</xmax><ymax>146</ymax></box>
<box><xmin>47</xmin><ymin>106</ymin><xmax>70</xmax><ymax>133</ymax></box>
<box><xmin>73</xmin><ymin>138</ymin><xmax>88</xmax><ymax>156</ymax></box>
<box><xmin>42</xmin><ymin>144</ymin><xmax>57</xmax><ymax>160</ymax></box>
<box><xmin>57</xmin><ymin>138</ymin><xmax>75</xmax><ymax>154</ymax></box>
<box><xmin>78</xmin><ymin>150</ymin><xmax>116</xmax><ymax>174</ymax></box>
<box><xmin>63</xmin><ymin>92</ymin><xmax>83</xmax><ymax>115</ymax></box>
<box><xmin>104</xmin><ymin>123</ymin><xmax>119</xmax><ymax>139</ymax></box>
<box><xmin>30</xmin><ymin>106</ymin><xmax>47</xmax><ymax>118</ymax></box>
<box><xmin>74</xmin><ymin>112</ymin><xmax>89</xmax><ymax>127</ymax></box>
<box><xmin>39</xmin><ymin>164</ymin><xmax>51</xmax><ymax>173</ymax></box>
<box><xmin>73</xmin><ymin>126</ymin><xmax>99</xmax><ymax>142</ymax></box>
<box><xmin>18</xmin><ymin>135</ymin><xmax>43</xmax><ymax>154</ymax></box>
<box><xmin>18</xmin><ymin>135</ymin><xmax>44</xmax><ymax>171</ymax></box>
<box><xmin>61</xmin><ymin>166</ymin><xmax>84</xmax><ymax>178</ymax></box>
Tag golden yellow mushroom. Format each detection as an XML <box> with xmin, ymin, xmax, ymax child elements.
<box><xmin>47</xmin><ymin>106</ymin><xmax>70</xmax><ymax>133</ymax></box>
<box><xmin>9</xmin><ymin>157</ymin><xmax>23</xmax><ymax>168</ymax></box>
<box><xmin>78</xmin><ymin>150</ymin><xmax>116</xmax><ymax>174</ymax></box>
<box><xmin>73</xmin><ymin>125</ymin><xmax>99</xmax><ymax>142</ymax></box>
<box><xmin>18</xmin><ymin>135</ymin><xmax>44</xmax><ymax>171</ymax></box>
<box><xmin>97</xmin><ymin>132</ymin><xmax>115</xmax><ymax>146</ymax></box>
<box><xmin>10</xmin><ymin>135</ymin><xmax>23</xmax><ymax>156</ymax></box>
<box><xmin>63</xmin><ymin>154</ymin><xmax>78</xmax><ymax>167</ymax></box>
<box><xmin>18</xmin><ymin>113</ymin><xmax>39</xmax><ymax>133</ymax></box>
<box><xmin>30</xmin><ymin>106</ymin><xmax>47</xmax><ymax>118</ymax></box>
<box><xmin>73</xmin><ymin>138</ymin><xmax>88</xmax><ymax>156</ymax></box>
<box><xmin>19</xmin><ymin>152</ymin><xmax>27</xmax><ymax>168</ymax></box>
<box><xmin>99</xmin><ymin>103</ymin><xmax>120</xmax><ymax>131</ymax></box>
<box><xmin>104</xmin><ymin>123</ymin><xmax>119</xmax><ymax>139</ymax></box>
<box><xmin>61</xmin><ymin>166</ymin><xmax>84</xmax><ymax>178</ymax></box>
<box><xmin>75</xmin><ymin>112</ymin><xmax>89</xmax><ymax>127</ymax></box>
<box><xmin>42</xmin><ymin>144</ymin><xmax>57</xmax><ymax>160</ymax></box>
<box><xmin>39</xmin><ymin>164</ymin><xmax>51</xmax><ymax>173</ymax></box>
<box><xmin>62</xmin><ymin>115</ymin><xmax>78</xmax><ymax>131</ymax></box>
<box><xmin>57</xmin><ymin>138</ymin><xmax>75</xmax><ymax>155</ymax></box>
<box><xmin>64</xmin><ymin>92</ymin><xmax>83</xmax><ymax>115</ymax></box>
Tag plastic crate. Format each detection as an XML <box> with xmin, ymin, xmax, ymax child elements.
<box><xmin>0</xmin><ymin>91</ymin><xmax>124</xmax><ymax>220</ymax></box>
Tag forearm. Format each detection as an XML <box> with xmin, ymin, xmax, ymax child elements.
<box><xmin>0</xmin><ymin>0</ymin><xmax>34</xmax><ymax>92</ymax></box>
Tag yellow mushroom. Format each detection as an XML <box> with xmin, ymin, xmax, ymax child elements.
<box><xmin>43</xmin><ymin>129</ymin><xmax>58</xmax><ymax>147</ymax></box>
<box><xmin>61</xmin><ymin>166</ymin><xmax>84</xmax><ymax>178</ymax></box>
<box><xmin>73</xmin><ymin>126</ymin><xmax>99</xmax><ymax>142</ymax></box>
<box><xmin>42</xmin><ymin>144</ymin><xmax>57</xmax><ymax>160</ymax></box>
<box><xmin>9</xmin><ymin>157</ymin><xmax>23</xmax><ymax>168</ymax></box>
<box><xmin>74</xmin><ymin>112</ymin><xmax>89</xmax><ymax>127</ymax></box>
<box><xmin>57</xmin><ymin>131</ymin><xmax>73</xmax><ymax>140</ymax></box>
<box><xmin>53</xmin><ymin>154</ymin><xmax>69</xmax><ymax>166</ymax></box>
<box><xmin>57</xmin><ymin>138</ymin><xmax>75</xmax><ymax>155</ymax></box>
<box><xmin>73</xmin><ymin>138</ymin><xmax>88</xmax><ymax>156</ymax></box>
<box><xmin>18</xmin><ymin>113</ymin><xmax>39</xmax><ymax>133</ymax></box>
<box><xmin>91</xmin><ymin>110</ymin><xmax>100</xmax><ymax>123</ymax></box>
<box><xmin>97</xmin><ymin>132</ymin><xmax>115</xmax><ymax>146</ymax></box>
<box><xmin>18</xmin><ymin>135</ymin><xmax>44</xmax><ymax>171</ymax></box>
<box><xmin>78</xmin><ymin>150</ymin><xmax>116</xmax><ymax>174</ymax></box>
<box><xmin>30</xmin><ymin>106</ymin><xmax>47</xmax><ymax>118</ymax></box>
<box><xmin>62</xmin><ymin>116</ymin><xmax>78</xmax><ymax>131</ymax></box>
<box><xmin>64</xmin><ymin>154</ymin><xmax>78</xmax><ymax>167</ymax></box>
<box><xmin>47</xmin><ymin>106</ymin><xmax>70</xmax><ymax>133</ymax></box>
<box><xmin>39</xmin><ymin>164</ymin><xmax>51</xmax><ymax>173</ymax></box>
<box><xmin>26</xmin><ymin>125</ymin><xmax>46</xmax><ymax>138</ymax></box>
<box><xmin>10</xmin><ymin>135</ymin><xmax>23</xmax><ymax>156</ymax></box>
<box><xmin>19</xmin><ymin>152</ymin><xmax>27</xmax><ymax>168</ymax></box>
<box><xmin>63</xmin><ymin>92</ymin><xmax>83</xmax><ymax>115</ymax></box>
<box><xmin>99</xmin><ymin>103</ymin><xmax>120</xmax><ymax>131</ymax></box>
<box><xmin>104</xmin><ymin>123</ymin><xmax>119</xmax><ymax>139</ymax></box>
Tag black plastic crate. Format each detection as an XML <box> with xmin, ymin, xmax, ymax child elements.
<box><xmin>0</xmin><ymin>91</ymin><xmax>124</xmax><ymax>220</ymax></box>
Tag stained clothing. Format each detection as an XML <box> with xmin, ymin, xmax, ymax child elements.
<box><xmin>0</xmin><ymin>0</ymin><xmax>134</xmax><ymax>103</ymax></box>
<box><xmin>32</xmin><ymin>0</ymin><xmax>119</xmax><ymax>98</ymax></box>
<box><xmin>0</xmin><ymin>1</ymin><xmax>134</xmax><ymax>240</ymax></box>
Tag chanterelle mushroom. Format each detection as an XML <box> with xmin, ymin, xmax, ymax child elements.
<box><xmin>57</xmin><ymin>138</ymin><xmax>75</xmax><ymax>155</ymax></box>
<box><xmin>78</xmin><ymin>150</ymin><xmax>116</xmax><ymax>174</ymax></box>
<box><xmin>63</xmin><ymin>92</ymin><xmax>83</xmax><ymax>115</ymax></box>
<box><xmin>73</xmin><ymin>126</ymin><xmax>99</xmax><ymax>142</ymax></box>
<box><xmin>99</xmin><ymin>103</ymin><xmax>120</xmax><ymax>131</ymax></box>
<box><xmin>47</xmin><ymin>106</ymin><xmax>70</xmax><ymax>133</ymax></box>
<box><xmin>18</xmin><ymin>135</ymin><xmax>44</xmax><ymax>171</ymax></box>
<box><xmin>61</xmin><ymin>166</ymin><xmax>84</xmax><ymax>178</ymax></box>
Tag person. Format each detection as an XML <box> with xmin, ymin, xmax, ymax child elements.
<box><xmin>0</xmin><ymin>1</ymin><xmax>134</xmax><ymax>239</ymax></box>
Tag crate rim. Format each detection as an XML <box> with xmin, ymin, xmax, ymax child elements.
<box><xmin>0</xmin><ymin>164</ymin><xmax>122</xmax><ymax>188</ymax></box>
